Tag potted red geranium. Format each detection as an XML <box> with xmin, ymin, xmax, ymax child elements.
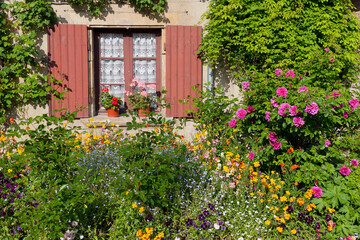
<box><xmin>100</xmin><ymin>88</ymin><xmax>123</xmax><ymax>117</ymax></box>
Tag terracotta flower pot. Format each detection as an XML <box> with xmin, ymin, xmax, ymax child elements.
<box><xmin>107</xmin><ymin>108</ymin><xmax>120</xmax><ymax>117</ymax></box>
<box><xmin>138</xmin><ymin>107</ymin><xmax>150</xmax><ymax>117</ymax></box>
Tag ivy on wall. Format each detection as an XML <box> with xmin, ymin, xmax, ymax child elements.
<box><xmin>67</xmin><ymin>0</ymin><xmax>168</xmax><ymax>16</ymax></box>
<box><xmin>0</xmin><ymin>0</ymin><xmax>60</xmax><ymax>125</ymax></box>
<box><xmin>199</xmin><ymin>0</ymin><xmax>360</xmax><ymax>88</ymax></box>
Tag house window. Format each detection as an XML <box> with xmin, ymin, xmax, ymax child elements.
<box><xmin>94</xmin><ymin>29</ymin><xmax>161</xmax><ymax>114</ymax></box>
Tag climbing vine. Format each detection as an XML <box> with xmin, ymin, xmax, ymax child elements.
<box><xmin>0</xmin><ymin>0</ymin><xmax>60</xmax><ymax>125</ymax></box>
<box><xmin>67</xmin><ymin>0</ymin><xmax>168</xmax><ymax>16</ymax></box>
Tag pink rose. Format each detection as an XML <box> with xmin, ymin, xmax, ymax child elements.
<box><xmin>305</xmin><ymin>102</ymin><xmax>319</xmax><ymax>115</ymax></box>
<box><xmin>311</xmin><ymin>186</ymin><xmax>323</xmax><ymax>198</ymax></box>
<box><xmin>248</xmin><ymin>152</ymin><xmax>255</xmax><ymax>161</ymax></box>
<box><xmin>271</xmin><ymin>98</ymin><xmax>279</xmax><ymax>107</ymax></box>
<box><xmin>289</xmin><ymin>105</ymin><xmax>298</xmax><ymax>116</ymax></box>
<box><xmin>324</xmin><ymin>140</ymin><xmax>331</xmax><ymax>148</ymax></box>
<box><xmin>228</xmin><ymin>119</ymin><xmax>237</xmax><ymax>128</ymax></box>
<box><xmin>349</xmin><ymin>99</ymin><xmax>359</xmax><ymax>109</ymax></box>
<box><xmin>299</xmin><ymin>86</ymin><xmax>307</xmax><ymax>92</ymax></box>
<box><xmin>350</xmin><ymin>159</ymin><xmax>359</xmax><ymax>167</ymax></box>
<box><xmin>275</xmin><ymin>69</ymin><xmax>283</xmax><ymax>77</ymax></box>
<box><xmin>268</xmin><ymin>132</ymin><xmax>277</xmax><ymax>142</ymax></box>
<box><xmin>276</xmin><ymin>87</ymin><xmax>288</xmax><ymax>98</ymax></box>
<box><xmin>286</xmin><ymin>70</ymin><xmax>295</xmax><ymax>78</ymax></box>
<box><xmin>247</xmin><ymin>106</ymin><xmax>255</xmax><ymax>113</ymax></box>
<box><xmin>242</xmin><ymin>81</ymin><xmax>250</xmax><ymax>90</ymax></box>
<box><xmin>278</xmin><ymin>103</ymin><xmax>290</xmax><ymax>117</ymax></box>
<box><xmin>265</xmin><ymin>111</ymin><xmax>271</xmax><ymax>122</ymax></box>
<box><xmin>324</xmin><ymin>48</ymin><xmax>330</xmax><ymax>52</ymax></box>
<box><xmin>293</xmin><ymin>117</ymin><xmax>305</xmax><ymax>127</ymax></box>
<box><xmin>339</xmin><ymin>166</ymin><xmax>351</xmax><ymax>176</ymax></box>
<box><xmin>271</xmin><ymin>141</ymin><xmax>281</xmax><ymax>150</ymax></box>
<box><xmin>236</xmin><ymin>108</ymin><xmax>247</xmax><ymax>119</ymax></box>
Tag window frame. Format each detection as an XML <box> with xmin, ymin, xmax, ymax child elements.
<box><xmin>93</xmin><ymin>28</ymin><xmax>162</xmax><ymax>115</ymax></box>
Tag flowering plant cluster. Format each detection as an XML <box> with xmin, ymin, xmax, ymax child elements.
<box><xmin>127</xmin><ymin>78</ymin><xmax>156</xmax><ymax>110</ymax></box>
<box><xmin>100</xmin><ymin>88</ymin><xmax>123</xmax><ymax>110</ymax></box>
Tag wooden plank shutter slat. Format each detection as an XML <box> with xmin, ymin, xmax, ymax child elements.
<box><xmin>165</xmin><ymin>26</ymin><xmax>202</xmax><ymax>117</ymax></box>
<box><xmin>48</xmin><ymin>24</ymin><xmax>89</xmax><ymax>118</ymax></box>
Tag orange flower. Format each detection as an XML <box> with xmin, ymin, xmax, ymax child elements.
<box><xmin>279</xmin><ymin>162</ymin><xmax>285</xmax><ymax>167</ymax></box>
<box><xmin>287</xmin><ymin>147</ymin><xmax>294</xmax><ymax>153</ymax></box>
<box><xmin>291</xmin><ymin>165</ymin><xmax>299</xmax><ymax>170</ymax></box>
<box><xmin>294</xmin><ymin>182</ymin><xmax>299</xmax><ymax>186</ymax></box>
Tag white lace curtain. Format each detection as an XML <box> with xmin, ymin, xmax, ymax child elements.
<box><xmin>100</xmin><ymin>33</ymin><xmax>124</xmax><ymax>58</ymax></box>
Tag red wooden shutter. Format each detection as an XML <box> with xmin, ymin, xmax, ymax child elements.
<box><xmin>48</xmin><ymin>24</ymin><xmax>89</xmax><ymax>118</ymax></box>
<box><xmin>165</xmin><ymin>26</ymin><xmax>202</xmax><ymax>117</ymax></box>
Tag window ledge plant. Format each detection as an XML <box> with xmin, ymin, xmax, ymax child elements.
<box><xmin>127</xmin><ymin>78</ymin><xmax>156</xmax><ymax>110</ymax></box>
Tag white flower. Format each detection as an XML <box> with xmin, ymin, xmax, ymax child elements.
<box><xmin>214</xmin><ymin>223</ymin><xmax>220</xmax><ymax>230</ymax></box>
<box><xmin>175</xmin><ymin>236</ymin><xmax>180</xmax><ymax>240</ymax></box>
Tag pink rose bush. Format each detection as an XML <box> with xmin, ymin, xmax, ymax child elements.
<box><xmin>304</xmin><ymin>102</ymin><xmax>319</xmax><ymax>115</ymax></box>
<box><xmin>339</xmin><ymin>166</ymin><xmax>351</xmax><ymax>176</ymax></box>
<box><xmin>236</xmin><ymin>108</ymin><xmax>247</xmax><ymax>119</ymax></box>
<box><xmin>350</xmin><ymin>159</ymin><xmax>359</xmax><ymax>167</ymax></box>
<box><xmin>293</xmin><ymin>117</ymin><xmax>305</xmax><ymax>127</ymax></box>
<box><xmin>278</xmin><ymin>103</ymin><xmax>290</xmax><ymax>117</ymax></box>
<box><xmin>242</xmin><ymin>81</ymin><xmax>250</xmax><ymax>90</ymax></box>
<box><xmin>228</xmin><ymin>119</ymin><xmax>237</xmax><ymax>128</ymax></box>
<box><xmin>276</xmin><ymin>87</ymin><xmax>288</xmax><ymax>98</ymax></box>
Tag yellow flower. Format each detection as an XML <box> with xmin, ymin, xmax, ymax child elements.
<box><xmin>260</xmin><ymin>199</ymin><xmax>264</xmax><ymax>203</ymax></box>
<box><xmin>291</xmin><ymin>229</ymin><xmax>297</xmax><ymax>235</ymax></box>
<box><xmin>275</xmin><ymin>185</ymin><xmax>282</xmax><ymax>190</ymax></box>
<box><xmin>93</xmin><ymin>124</ymin><xmax>97</xmax><ymax>128</ymax></box>
<box><xmin>265</xmin><ymin>220</ymin><xmax>270</xmax><ymax>225</ymax></box>
<box><xmin>89</xmin><ymin>118</ymin><xmax>94</xmax><ymax>121</ymax></box>
<box><xmin>254</xmin><ymin>161</ymin><xmax>260</xmax><ymax>167</ymax></box>
<box><xmin>126</xmin><ymin>191</ymin><xmax>130</xmax><ymax>195</ymax></box>
<box><xmin>286</xmin><ymin>191</ymin><xmax>290</xmax><ymax>195</ymax></box>
<box><xmin>8</xmin><ymin>169</ymin><xmax>12</xmax><ymax>173</ymax></box>
<box><xmin>280</xmin><ymin>181</ymin><xmax>285</xmax><ymax>185</ymax></box>
<box><xmin>270</xmin><ymin>178</ymin><xmax>275</xmax><ymax>185</ymax></box>
<box><xmin>280</xmin><ymin>196</ymin><xmax>287</xmax><ymax>202</ymax></box>
<box><xmin>132</xmin><ymin>203</ymin><xmax>137</xmax><ymax>208</ymax></box>
<box><xmin>306</xmin><ymin>204</ymin><xmax>313</xmax><ymax>212</ymax></box>
<box><xmin>328</xmin><ymin>225</ymin><xmax>333</xmax><ymax>231</ymax></box>
<box><xmin>250</xmin><ymin>192</ymin><xmax>254</xmax><ymax>196</ymax></box>
<box><xmin>276</xmin><ymin>227</ymin><xmax>283</xmax><ymax>233</ymax></box>
<box><xmin>0</xmin><ymin>135</ymin><xmax>6</xmax><ymax>142</ymax></box>
<box><xmin>102</xmin><ymin>125</ymin><xmax>106</xmax><ymax>129</ymax></box>
<box><xmin>136</xmin><ymin>230</ymin><xmax>143</xmax><ymax>237</ymax></box>
<box><xmin>328</xmin><ymin>208</ymin><xmax>335</xmax><ymax>213</ymax></box>
<box><xmin>284</xmin><ymin>214</ymin><xmax>290</xmax><ymax>220</ymax></box>
<box><xmin>272</xmin><ymin>194</ymin><xmax>278</xmax><ymax>199</ymax></box>
<box><xmin>145</xmin><ymin>227</ymin><xmax>153</xmax><ymax>234</ymax></box>
<box><xmin>63</xmin><ymin>122</ymin><xmax>67</xmax><ymax>127</ymax></box>
<box><xmin>297</xmin><ymin>198</ymin><xmax>306</xmax><ymax>206</ymax></box>
<box><xmin>139</xmin><ymin>207</ymin><xmax>144</xmax><ymax>213</ymax></box>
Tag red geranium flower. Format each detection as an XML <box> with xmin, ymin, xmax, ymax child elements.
<box><xmin>102</xmin><ymin>88</ymin><xmax>109</xmax><ymax>92</ymax></box>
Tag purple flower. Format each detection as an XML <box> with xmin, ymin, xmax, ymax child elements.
<box><xmin>324</xmin><ymin>48</ymin><xmax>330</xmax><ymax>52</ymax></box>
<box><xmin>271</xmin><ymin>98</ymin><xmax>279</xmax><ymax>107</ymax></box>
<box><xmin>287</xmin><ymin>205</ymin><xmax>294</xmax><ymax>214</ymax></box>
<box><xmin>268</xmin><ymin>132</ymin><xmax>277</xmax><ymax>142</ymax></box>
<box><xmin>242</xmin><ymin>81</ymin><xmax>250</xmax><ymax>90</ymax></box>
<box><xmin>228</xmin><ymin>119</ymin><xmax>237</xmax><ymax>128</ymax></box>
<box><xmin>221</xmin><ymin>226</ymin><xmax>226</xmax><ymax>230</ymax></box>
<box><xmin>293</xmin><ymin>117</ymin><xmax>305</xmax><ymax>127</ymax></box>
<box><xmin>286</xmin><ymin>70</ymin><xmax>295</xmax><ymax>78</ymax></box>
<box><xmin>305</xmin><ymin>102</ymin><xmax>319</xmax><ymax>115</ymax></box>
<box><xmin>271</xmin><ymin>141</ymin><xmax>281</xmax><ymax>150</ymax></box>
<box><xmin>325</xmin><ymin>214</ymin><xmax>331</xmax><ymax>221</ymax></box>
<box><xmin>201</xmin><ymin>222</ymin><xmax>208</xmax><ymax>230</ymax></box>
<box><xmin>164</xmin><ymin>220</ymin><xmax>172</xmax><ymax>226</ymax></box>
<box><xmin>248</xmin><ymin>152</ymin><xmax>255</xmax><ymax>161</ymax></box>
<box><xmin>349</xmin><ymin>99</ymin><xmax>359</xmax><ymax>109</ymax></box>
<box><xmin>305</xmin><ymin>215</ymin><xmax>314</xmax><ymax>225</ymax></box>
<box><xmin>265</xmin><ymin>111</ymin><xmax>271</xmax><ymax>122</ymax></box>
<box><xmin>324</xmin><ymin>140</ymin><xmax>331</xmax><ymax>148</ymax></box>
<box><xmin>10</xmin><ymin>230</ymin><xmax>16</xmax><ymax>235</ymax></box>
<box><xmin>198</xmin><ymin>213</ymin><xmax>205</xmax><ymax>221</ymax></box>
<box><xmin>276</xmin><ymin>87</ymin><xmax>288</xmax><ymax>98</ymax></box>
<box><xmin>289</xmin><ymin>105</ymin><xmax>298</xmax><ymax>116</ymax></box>
<box><xmin>339</xmin><ymin>166</ymin><xmax>351</xmax><ymax>176</ymax></box>
<box><xmin>350</xmin><ymin>159</ymin><xmax>359</xmax><ymax>167</ymax></box>
<box><xmin>314</xmin><ymin>222</ymin><xmax>321</xmax><ymax>230</ymax></box>
<box><xmin>6</xmin><ymin>183</ymin><xmax>11</xmax><ymax>189</ymax></box>
<box><xmin>275</xmin><ymin>68</ymin><xmax>283</xmax><ymax>77</ymax></box>
<box><xmin>208</xmin><ymin>203</ymin><xmax>214</xmax><ymax>210</ymax></box>
<box><xmin>218</xmin><ymin>220</ymin><xmax>224</xmax><ymax>225</ymax></box>
<box><xmin>278</xmin><ymin>103</ymin><xmax>291</xmax><ymax>116</ymax></box>
<box><xmin>246</xmin><ymin>106</ymin><xmax>255</xmax><ymax>113</ymax></box>
<box><xmin>186</xmin><ymin>218</ymin><xmax>193</xmax><ymax>226</ymax></box>
<box><xmin>236</xmin><ymin>108</ymin><xmax>247</xmax><ymax>119</ymax></box>
<box><xmin>344</xmin><ymin>112</ymin><xmax>348</xmax><ymax>118</ymax></box>
<box><xmin>145</xmin><ymin>214</ymin><xmax>153</xmax><ymax>221</ymax></box>
<box><xmin>311</xmin><ymin>186</ymin><xmax>323</xmax><ymax>198</ymax></box>
<box><xmin>204</xmin><ymin>209</ymin><xmax>210</xmax><ymax>217</ymax></box>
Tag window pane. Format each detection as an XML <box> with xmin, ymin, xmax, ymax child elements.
<box><xmin>101</xmin><ymin>60</ymin><xmax>124</xmax><ymax>83</ymax></box>
<box><xmin>100</xmin><ymin>33</ymin><xmax>124</xmax><ymax>58</ymax></box>
<box><xmin>133</xmin><ymin>60</ymin><xmax>156</xmax><ymax>83</ymax></box>
<box><xmin>133</xmin><ymin>33</ymin><xmax>156</xmax><ymax>57</ymax></box>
